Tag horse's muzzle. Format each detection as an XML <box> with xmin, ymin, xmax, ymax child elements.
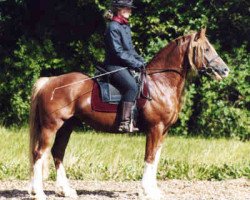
<box><xmin>214</xmin><ymin>65</ymin><xmax>230</xmax><ymax>78</ymax></box>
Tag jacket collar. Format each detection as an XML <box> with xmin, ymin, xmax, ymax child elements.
<box><xmin>112</xmin><ymin>15</ymin><xmax>129</xmax><ymax>25</ymax></box>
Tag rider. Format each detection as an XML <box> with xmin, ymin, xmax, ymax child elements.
<box><xmin>104</xmin><ymin>0</ymin><xmax>145</xmax><ymax>132</ymax></box>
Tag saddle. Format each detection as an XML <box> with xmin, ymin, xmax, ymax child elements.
<box><xmin>91</xmin><ymin>66</ymin><xmax>150</xmax><ymax>113</ymax></box>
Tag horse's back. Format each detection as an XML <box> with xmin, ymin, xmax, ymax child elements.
<box><xmin>51</xmin><ymin>72</ymin><xmax>91</xmax><ymax>83</ymax></box>
<box><xmin>45</xmin><ymin>72</ymin><xmax>93</xmax><ymax>91</ymax></box>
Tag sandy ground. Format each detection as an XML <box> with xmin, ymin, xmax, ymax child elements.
<box><xmin>0</xmin><ymin>179</ymin><xmax>249</xmax><ymax>200</ymax></box>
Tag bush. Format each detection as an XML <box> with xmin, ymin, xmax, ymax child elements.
<box><xmin>0</xmin><ymin>38</ymin><xmax>66</xmax><ymax>125</ymax></box>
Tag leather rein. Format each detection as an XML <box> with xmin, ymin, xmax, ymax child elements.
<box><xmin>146</xmin><ymin>68</ymin><xmax>183</xmax><ymax>76</ymax></box>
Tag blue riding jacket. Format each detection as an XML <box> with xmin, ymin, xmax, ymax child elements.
<box><xmin>104</xmin><ymin>21</ymin><xmax>145</xmax><ymax>69</ymax></box>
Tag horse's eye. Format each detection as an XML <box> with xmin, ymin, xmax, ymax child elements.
<box><xmin>205</xmin><ymin>48</ymin><xmax>209</xmax><ymax>52</ymax></box>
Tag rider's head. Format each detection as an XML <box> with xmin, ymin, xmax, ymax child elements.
<box><xmin>112</xmin><ymin>0</ymin><xmax>135</xmax><ymax>18</ymax></box>
<box><xmin>105</xmin><ymin>0</ymin><xmax>135</xmax><ymax>20</ymax></box>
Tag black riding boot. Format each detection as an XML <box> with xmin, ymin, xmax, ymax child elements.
<box><xmin>118</xmin><ymin>101</ymin><xmax>138</xmax><ymax>133</ymax></box>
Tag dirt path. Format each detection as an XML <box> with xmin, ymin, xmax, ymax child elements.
<box><xmin>0</xmin><ymin>179</ymin><xmax>249</xmax><ymax>200</ymax></box>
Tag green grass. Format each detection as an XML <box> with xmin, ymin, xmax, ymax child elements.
<box><xmin>0</xmin><ymin>126</ymin><xmax>249</xmax><ymax>181</ymax></box>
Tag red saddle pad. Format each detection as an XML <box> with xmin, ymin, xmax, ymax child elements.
<box><xmin>91</xmin><ymin>81</ymin><xmax>149</xmax><ymax>113</ymax></box>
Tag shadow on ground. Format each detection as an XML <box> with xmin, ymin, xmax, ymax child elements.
<box><xmin>0</xmin><ymin>189</ymin><xmax>131</xmax><ymax>199</ymax></box>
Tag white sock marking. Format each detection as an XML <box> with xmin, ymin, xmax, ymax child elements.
<box><xmin>56</xmin><ymin>163</ymin><xmax>77</xmax><ymax>198</ymax></box>
<box><xmin>142</xmin><ymin>146</ymin><xmax>163</xmax><ymax>199</ymax></box>
<box><xmin>56</xmin><ymin>163</ymin><xmax>69</xmax><ymax>189</ymax></box>
<box><xmin>29</xmin><ymin>152</ymin><xmax>47</xmax><ymax>199</ymax></box>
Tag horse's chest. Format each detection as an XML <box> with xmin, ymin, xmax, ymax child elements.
<box><xmin>145</xmin><ymin>93</ymin><xmax>180</xmax><ymax>126</ymax></box>
<box><xmin>160</xmin><ymin>103</ymin><xmax>179</xmax><ymax>124</ymax></box>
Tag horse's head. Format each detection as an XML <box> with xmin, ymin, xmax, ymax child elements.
<box><xmin>188</xmin><ymin>28</ymin><xmax>229</xmax><ymax>80</ymax></box>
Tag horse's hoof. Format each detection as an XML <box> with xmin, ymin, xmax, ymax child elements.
<box><xmin>30</xmin><ymin>192</ymin><xmax>47</xmax><ymax>200</ymax></box>
<box><xmin>142</xmin><ymin>187</ymin><xmax>164</xmax><ymax>200</ymax></box>
<box><xmin>56</xmin><ymin>187</ymin><xmax>78</xmax><ymax>199</ymax></box>
<box><xmin>64</xmin><ymin>187</ymin><xmax>78</xmax><ymax>199</ymax></box>
<box><xmin>28</xmin><ymin>186</ymin><xmax>47</xmax><ymax>200</ymax></box>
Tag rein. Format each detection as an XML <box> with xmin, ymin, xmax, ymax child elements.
<box><xmin>146</xmin><ymin>68</ymin><xmax>183</xmax><ymax>76</ymax></box>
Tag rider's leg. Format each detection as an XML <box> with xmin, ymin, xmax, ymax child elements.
<box><xmin>118</xmin><ymin>101</ymin><xmax>138</xmax><ymax>132</ymax></box>
<box><xmin>106</xmin><ymin>66</ymin><xmax>139</xmax><ymax>132</ymax></box>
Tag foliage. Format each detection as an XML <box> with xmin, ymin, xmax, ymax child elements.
<box><xmin>0</xmin><ymin>0</ymin><xmax>249</xmax><ymax>139</ymax></box>
<box><xmin>0</xmin><ymin>38</ymin><xmax>66</xmax><ymax>124</ymax></box>
<box><xmin>0</xmin><ymin>127</ymin><xmax>249</xmax><ymax>180</ymax></box>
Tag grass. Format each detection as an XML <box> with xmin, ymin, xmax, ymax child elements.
<box><xmin>0</xmin><ymin>126</ymin><xmax>249</xmax><ymax>181</ymax></box>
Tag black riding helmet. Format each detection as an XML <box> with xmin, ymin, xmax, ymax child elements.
<box><xmin>112</xmin><ymin>0</ymin><xmax>136</xmax><ymax>8</ymax></box>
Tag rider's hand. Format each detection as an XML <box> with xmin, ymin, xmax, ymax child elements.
<box><xmin>133</xmin><ymin>66</ymin><xmax>142</xmax><ymax>72</ymax></box>
<box><xmin>132</xmin><ymin>61</ymin><xmax>146</xmax><ymax>72</ymax></box>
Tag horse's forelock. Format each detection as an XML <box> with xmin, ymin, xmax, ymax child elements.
<box><xmin>188</xmin><ymin>32</ymin><xmax>207</xmax><ymax>74</ymax></box>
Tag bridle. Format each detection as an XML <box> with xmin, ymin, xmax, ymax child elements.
<box><xmin>199</xmin><ymin>47</ymin><xmax>220</xmax><ymax>76</ymax></box>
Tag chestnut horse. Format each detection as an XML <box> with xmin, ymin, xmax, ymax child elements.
<box><xmin>28</xmin><ymin>29</ymin><xmax>229</xmax><ymax>200</ymax></box>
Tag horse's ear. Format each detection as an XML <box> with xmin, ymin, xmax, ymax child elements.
<box><xmin>195</xmin><ymin>28</ymin><xmax>207</xmax><ymax>41</ymax></box>
<box><xmin>200</xmin><ymin>27</ymin><xmax>206</xmax><ymax>39</ymax></box>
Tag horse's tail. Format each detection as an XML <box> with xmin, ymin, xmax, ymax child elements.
<box><xmin>29</xmin><ymin>77</ymin><xmax>50</xmax><ymax>178</ymax></box>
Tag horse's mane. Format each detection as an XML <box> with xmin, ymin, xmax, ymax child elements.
<box><xmin>148</xmin><ymin>31</ymin><xmax>207</xmax><ymax>73</ymax></box>
<box><xmin>148</xmin><ymin>33</ymin><xmax>193</xmax><ymax>66</ymax></box>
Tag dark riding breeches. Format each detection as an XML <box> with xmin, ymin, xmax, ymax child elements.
<box><xmin>105</xmin><ymin>65</ymin><xmax>139</xmax><ymax>102</ymax></box>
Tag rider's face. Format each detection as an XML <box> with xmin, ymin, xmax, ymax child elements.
<box><xmin>118</xmin><ymin>7</ymin><xmax>132</xmax><ymax>19</ymax></box>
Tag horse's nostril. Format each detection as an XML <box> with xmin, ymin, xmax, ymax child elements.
<box><xmin>207</xmin><ymin>68</ymin><xmax>213</xmax><ymax>74</ymax></box>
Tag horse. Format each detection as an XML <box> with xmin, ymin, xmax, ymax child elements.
<box><xmin>28</xmin><ymin>28</ymin><xmax>229</xmax><ymax>200</ymax></box>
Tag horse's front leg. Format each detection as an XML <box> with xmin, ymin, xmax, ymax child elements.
<box><xmin>142</xmin><ymin>124</ymin><xmax>165</xmax><ymax>200</ymax></box>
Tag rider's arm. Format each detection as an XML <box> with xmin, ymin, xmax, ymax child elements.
<box><xmin>132</xmin><ymin>48</ymin><xmax>145</xmax><ymax>63</ymax></box>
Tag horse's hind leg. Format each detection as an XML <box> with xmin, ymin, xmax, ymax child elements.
<box><xmin>51</xmin><ymin>117</ymin><xmax>79</xmax><ymax>198</ymax></box>
<box><xmin>29</xmin><ymin>127</ymin><xmax>56</xmax><ymax>200</ymax></box>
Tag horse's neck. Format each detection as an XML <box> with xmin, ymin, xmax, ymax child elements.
<box><xmin>147</xmin><ymin>39</ymin><xmax>190</xmax><ymax>101</ymax></box>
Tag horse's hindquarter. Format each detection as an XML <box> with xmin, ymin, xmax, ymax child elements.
<box><xmin>37</xmin><ymin>72</ymin><xmax>116</xmax><ymax>131</ymax></box>
<box><xmin>38</xmin><ymin>73</ymin><xmax>89</xmax><ymax>117</ymax></box>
